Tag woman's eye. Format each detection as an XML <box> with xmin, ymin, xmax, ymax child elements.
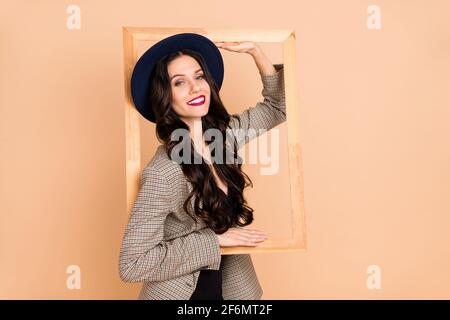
<box><xmin>174</xmin><ymin>75</ymin><xmax>204</xmax><ymax>86</ymax></box>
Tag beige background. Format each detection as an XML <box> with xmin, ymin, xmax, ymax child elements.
<box><xmin>1</xmin><ymin>0</ymin><xmax>449</xmax><ymax>299</ymax></box>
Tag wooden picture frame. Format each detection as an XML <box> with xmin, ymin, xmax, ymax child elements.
<box><xmin>123</xmin><ymin>27</ymin><xmax>306</xmax><ymax>255</ymax></box>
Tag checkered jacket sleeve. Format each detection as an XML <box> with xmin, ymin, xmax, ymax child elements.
<box><xmin>118</xmin><ymin>167</ymin><xmax>222</xmax><ymax>283</ymax></box>
<box><xmin>229</xmin><ymin>63</ymin><xmax>286</xmax><ymax>150</ymax></box>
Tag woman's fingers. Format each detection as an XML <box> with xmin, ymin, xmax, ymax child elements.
<box><xmin>237</xmin><ymin>231</ymin><xmax>267</xmax><ymax>241</ymax></box>
<box><xmin>235</xmin><ymin>234</ymin><xmax>265</xmax><ymax>243</ymax></box>
<box><xmin>235</xmin><ymin>236</ymin><xmax>261</xmax><ymax>246</ymax></box>
<box><xmin>233</xmin><ymin>228</ymin><xmax>268</xmax><ymax>246</ymax></box>
<box><xmin>236</xmin><ymin>228</ymin><xmax>267</xmax><ymax>237</ymax></box>
<box><xmin>215</xmin><ymin>41</ymin><xmax>239</xmax><ymax>45</ymax></box>
<box><xmin>217</xmin><ymin>227</ymin><xmax>268</xmax><ymax>247</ymax></box>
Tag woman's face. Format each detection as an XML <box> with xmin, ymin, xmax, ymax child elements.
<box><xmin>167</xmin><ymin>55</ymin><xmax>211</xmax><ymax>126</ymax></box>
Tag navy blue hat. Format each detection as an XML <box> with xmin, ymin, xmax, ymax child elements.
<box><xmin>130</xmin><ymin>32</ymin><xmax>224</xmax><ymax>123</ymax></box>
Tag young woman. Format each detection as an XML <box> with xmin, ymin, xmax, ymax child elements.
<box><xmin>119</xmin><ymin>33</ymin><xmax>286</xmax><ymax>300</ymax></box>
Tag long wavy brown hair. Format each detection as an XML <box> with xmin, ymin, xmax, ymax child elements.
<box><xmin>147</xmin><ymin>49</ymin><xmax>254</xmax><ymax>234</ymax></box>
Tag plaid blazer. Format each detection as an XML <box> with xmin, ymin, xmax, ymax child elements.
<box><xmin>119</xmin><ymin>63</ymin><xmax>286</xmax><ymax>300</ymax></box>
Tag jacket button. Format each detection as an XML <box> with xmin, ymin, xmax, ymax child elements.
<box><xmin>185</xmin><ymin>281</ymin><xmax>193</xmax><ymax>287</ymax></box>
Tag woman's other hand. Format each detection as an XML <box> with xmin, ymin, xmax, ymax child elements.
<box><xmin>216</xmin><ymin>227</ymin><xmax>268</xmax><ymax>247</ymax></box>
<box><xmin>214</xmin><ymin>41</ymin><xmax>260</xmax><ymax>56</ymax></box>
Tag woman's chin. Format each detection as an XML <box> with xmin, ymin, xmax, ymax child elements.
<box><xmin>191</xmin><ymin>105</ymin><xmax>209</xmax><ymax>117</ymax></box>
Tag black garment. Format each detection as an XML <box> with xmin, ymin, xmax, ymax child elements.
<box><xmin>189</xmin><ymin>261</ymin><xmax>224</xmax><ymax>300</ymax></box>
<box><xmin>189</xmin><ymin>189</ymin><xmax>233</xmax><ymax>300</ymax></box>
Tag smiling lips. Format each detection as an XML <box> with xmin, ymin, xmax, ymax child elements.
<box><xmin>187</xmin><ymin>95</ymin><xmax>205</xmax><ymax>106</ymax></box>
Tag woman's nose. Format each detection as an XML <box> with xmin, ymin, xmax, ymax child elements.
<box><xmin>188</xmin><ymin>79</ymin><xmax>201</xmax><ymax>92</ymax></box>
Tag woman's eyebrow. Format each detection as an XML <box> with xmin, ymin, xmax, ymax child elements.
<box><xmin>170</xmin><ymin>68</ymin><xmax>203</xmax><ymax>81</ymax></box>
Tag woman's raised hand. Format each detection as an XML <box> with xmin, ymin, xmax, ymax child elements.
<box><xmin>216</xmin><ymin>227</ymin><xmax>268</xmax><ymax>247</ymax></box>
<box><xmin>214</xmin><ymin>41</ymin><xmax>259</xmax><ymax>55</ymax></box>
